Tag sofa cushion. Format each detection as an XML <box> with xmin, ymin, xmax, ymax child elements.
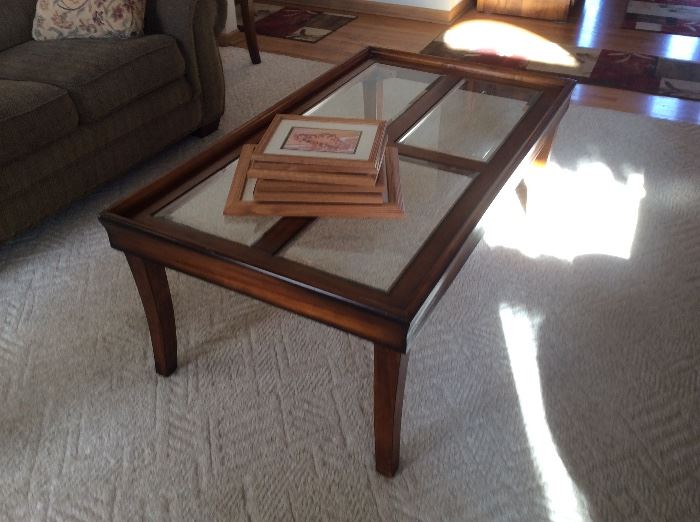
<box><xmin>33</xmin><ymin>0</ymin><xmax>147</xmax><ymax>41</ymax></box>
<box><xmin>1</xmin><ymin>99</ymin><xmax>201</xmax><ymax>242</ymax></box>
<box><xmin>0</xmin><ymin>79</ymin><xmax>194</xmax><ymax>199</ymax></box>
<box><xmin>0</xmin><ymin>0</ymin><xmax>37</xmax><ymax>51</ymax></box>
<box><xmin>0</xmin><ymin>79</ymin><xmax>79</xmax><ymax>165</ymax></box>
<box><xmin>0</xmin><ymin>35</ymin><xmax>186</xmax><ymax>123</ymax></box>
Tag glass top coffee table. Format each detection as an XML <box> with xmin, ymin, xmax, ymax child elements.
<box><xmin>100</xmin><ymin>48</ymin><xmax>574</xmax><ymax>477</ymax></box>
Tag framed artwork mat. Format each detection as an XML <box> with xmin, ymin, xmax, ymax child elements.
<box><xmin>252</xmin><ymin>114</ymin><xmax>387</xmax><ymax>175</ymax></box>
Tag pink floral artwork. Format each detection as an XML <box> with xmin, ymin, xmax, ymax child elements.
<box><xmin>282</xmin><ymin>127</ymin><xmax>363</xmax><ymax>154</ymax></box>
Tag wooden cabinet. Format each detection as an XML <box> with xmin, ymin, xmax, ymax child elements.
<box><xmin>476</xmin><ymin>0</ymin><xmax>575</xmax><ymax>21</ymax></box>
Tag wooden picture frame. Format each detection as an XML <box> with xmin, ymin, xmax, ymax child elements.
<box><xmin>255</xmin><ymin>165</ymin><xmax>387</xmax><ymax>195</ymax></box>
<box><xmin>252</xmin><ymin>114</ymin><xmax>388</xmax><ymax>175</ymax></box>
<box><xmin>224</xmin><ymin>146</ymin><xmax>404</xmax><ymax>218</ymax></box>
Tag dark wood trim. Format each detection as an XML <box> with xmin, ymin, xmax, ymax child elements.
<box><xmin>396</xmin><ymin>144</ymin><xmax>487</xmax><ymax>173</ymax></box>
<box><xmin>253</xmin><ymin>218</ymin><xmax>315</xmax><ymax>254</ymax></box>
<box><xmin>406</xmin><ymin>228</ymin><xmax>484</xmax><ymax>346</ymax></box>
<box><xmin>136</xmin><ymin>152</ymin><xmax>239</xmax><ymax>220</ymax></box>
<box><xmin>125</xmin><ymin>254</ymin><xmax>178</xmax><ymax>376</ymax></box>
<box><xmin>103</xmin><ymin>218</ymin><xmax>410</xmax><ymax>350</ymax></box>
<box><xmin>374</xmin><ymin>344</ymin><xmax>409</xmax><ymax>477</ymax></box>
<box><xmin>123</xmin><ymin>214</ymin><xmax>408</xmax><ymax>317</ymax></box>
<box><xmin>389</xmin><ymin>82</ymin><xmax>574</xmax><ymax>320</ymax></box>
<box><xmin>403</xmin><ymin>112</ymin><xmax>568</xmax><ymax>343</ymax></box>
<box><xmin>240</xmin><ymin>0</ymin><xmax>261</xmax><ymax>65</ymax></box>
<box><xmin>533</xmin><ymin>125</ymin><xmax>558</xmax><ymax>166</ymax></box>
<box><xmin>102</xmin><ymin>48</ymin><xmax>575</xmax><ymax>349</ymax></box>
<box><xmin>386</xmin><ymin>75</ymin><xmax>461</xmax><ymax>142</ymax></box>
<box><xmin>133</xmin><ymin>60</ymin><xmax>381</xmax><ymax>220</ymax></box>
<box><xmin>102</xmin><ymin>49</ymin><xmax>574</xmax><ymax>478</ymax></box>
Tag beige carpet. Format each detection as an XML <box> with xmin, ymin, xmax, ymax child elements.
<box><xmin>1</xmin><ymin>47</ymin><xmax>699</xmax><ymax>521</ymax></box>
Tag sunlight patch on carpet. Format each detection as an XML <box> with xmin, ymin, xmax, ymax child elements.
<box><xmin>499</xmin><ymin>304</ymin><xmax>591</xmax><ymax>522</ymax></box>
<box><xmin>482</xmin><ymin>161</ymin><xmax>646</xmax><ymax>262</ymax></box>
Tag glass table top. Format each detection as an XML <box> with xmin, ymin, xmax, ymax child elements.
<box><xmin>155</xmin><ymin>63</ymin><xmax>449</xmax><ymax>253</ymax></box>
<box><xmin>280</xmin><ymin>158</ymin><xmax>474</xmax><ymax>290</ymax></box>
<box><xmin>400</xmin><ymin>79</ymin><xmax>540</xmax><ymax>162</ymax></box>
<box><xmin>157</xmin><ymin>160</ymin><xmax>278</xmax><ymax>246</ymax></box>
<box><xmin>151</xmin><ymin>57</ymin><xmax>551</xmax><ymax>294</ymax></box>
<box><xmin>156</xmin><ymin>156</ymin><xmax>474</xmax><ymax>292</ymax></box>
<box><xmin>305</xmin><ymin>63</ymin><xmax>439</xmax><ymax>121</ymax></box>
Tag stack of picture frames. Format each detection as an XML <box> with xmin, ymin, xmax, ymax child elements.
<box><xmin>224</xmin><ymin>114</ymin><xmax>405</xmax><ymax>218</ymax></box>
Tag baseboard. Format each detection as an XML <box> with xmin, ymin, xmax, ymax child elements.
<box><xmin>448</xmin><ymin>0</ymin><xmax>472</xmax><ymax>23</ymax></box>
<box><xmin>476</xmin><ymin>0</ymin><xmax>570</xmax><ymax>20</ymax></box>
<box><xmin>273</xmin><ymin>0</ymin><xmax>473</xmax><ymax>24</ymax></box>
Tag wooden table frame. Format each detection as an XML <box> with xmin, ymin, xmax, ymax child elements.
<box><xmin>100</xmin><ymin>48</ymin><xmax>574</xmax><ymax>477</ymax></box>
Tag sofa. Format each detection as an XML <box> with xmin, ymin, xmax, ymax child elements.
<box><xmin>0</xmin><ymin>0</ymin><xmax>227</xmax><ymax>242</ymax></box>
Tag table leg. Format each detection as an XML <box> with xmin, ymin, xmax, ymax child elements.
<box><xmin>240</xmin><ymin>0</ymin><xmax>261</xmax><ymax>65</ymax></box>
<box><xmin>374</xmin><ymin>343</ymin><xmax>409</xmax><ymax>477</ymax></box>
<box><xmin>518</xmin><ymin>127</ymin><xmax>558</xmax><ymax>211</ymax></box>
<box><xmin>126</xmin><ymin>254</ymin><xmax>178</xmax><ymax>376</ymax></box>
<box><xmin>534</xmin><ymin>128</ymin><xmax>557</xmax><ymax>167</ymax></box>
<box><xmin>363</xmin><ymin>77</ymin><xmax>383</xmax><ymax>120</ymax></box>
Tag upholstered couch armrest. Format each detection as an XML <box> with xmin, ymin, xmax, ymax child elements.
<box><xmin>144</xmin><ymin>0</ymin><xmax>225</xmax><ymax>129</ymax></box>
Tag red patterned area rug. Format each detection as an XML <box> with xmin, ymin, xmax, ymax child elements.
<box><xmin>247</xmin><ymin>3</ymin><xmax>356</xmax><ymax>43</ymax></box>
<box><xmin>421</xmin><ymin>38</ymin><xmax>700</xmax><ymax>101</ymax></box>
<box><xmin>622</xmin><ymin>0</ymin><xmax>700</xmax><ymax>37</ymax></box>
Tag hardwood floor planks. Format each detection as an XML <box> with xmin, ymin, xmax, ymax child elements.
<box><xmin>219</xmin><ymin>0</ymin><xmax>700</xmax><ymax>124</ymax></box>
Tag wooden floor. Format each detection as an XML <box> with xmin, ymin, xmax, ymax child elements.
<box><xmin>220</xmin><ymin>0</ymin><xmax>700</xmax><ymax>124</ymax></box>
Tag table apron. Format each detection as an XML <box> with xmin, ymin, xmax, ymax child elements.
<box><xmin>103</xmin><ymin>221</ymin><xmax>410</xmax><ymax>352</ymax></box>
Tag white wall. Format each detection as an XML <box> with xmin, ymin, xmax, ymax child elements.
<box><xmin>224</xmin><ymin>0</ymin><xmax>459</xmax><ymax>30</ymax></box>
<box><xmin>224</xmin><ymin>0</ymin><xmax>238</xmax><ymax>33</ymax></box>
<box><xmin>368</xmin><ymin>0</ymin><xmax>461</xmax><ymax>9</ymax></box>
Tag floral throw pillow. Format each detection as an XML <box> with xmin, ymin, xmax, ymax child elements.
<box><xmin>33</xmin><ymin>0</ymin><xmax>147</xmax><ymax>41</ymax></box>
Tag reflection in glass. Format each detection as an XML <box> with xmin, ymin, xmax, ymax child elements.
<box><xmin>400</xmin><ymin>80</ymin><xmax>540</xmax><ymax>162</ymax></box>
<box><xmin>280</xmin><ymin>158</ymin><xmax>475</xmax><ymax>291</ymax></box>
<box><xmin>305</xmin><ymin>63</ymin><xmax>439</xmax><ymax>122</ymax></box>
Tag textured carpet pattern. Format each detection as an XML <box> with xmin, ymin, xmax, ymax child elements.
<box><xmin>1</xmin><ymin>48</ymin><xmax>700</xmax><ymax>521</ymax></box>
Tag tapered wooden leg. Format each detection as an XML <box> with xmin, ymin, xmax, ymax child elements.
<box><xmin>125</xmin><ymin>254</ymin><xmax>177</xmax><ymax>376</ymax></box>
<box><xmin>363</xmin><ymin>75</ymin><xmax>383</xmax><ymax>119</ymax></box>
<box><xmin>518</xmin><ymin>127</ymin><xmax>557</xmax><ymax>211</ymax></box>
<box><xmin>374</xmin><ymin>344</ymin><xmax>409</xmax><ymax>477</ymax></box>
<box><xmin>240</xmin><ymin>0</ymin><xmax>261</xmax><ymax>64</ymax></box>
<box><xmin>534</xmin><ymin>128</ymin><xmax>556</xmax><ymax>167</ymax></box>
